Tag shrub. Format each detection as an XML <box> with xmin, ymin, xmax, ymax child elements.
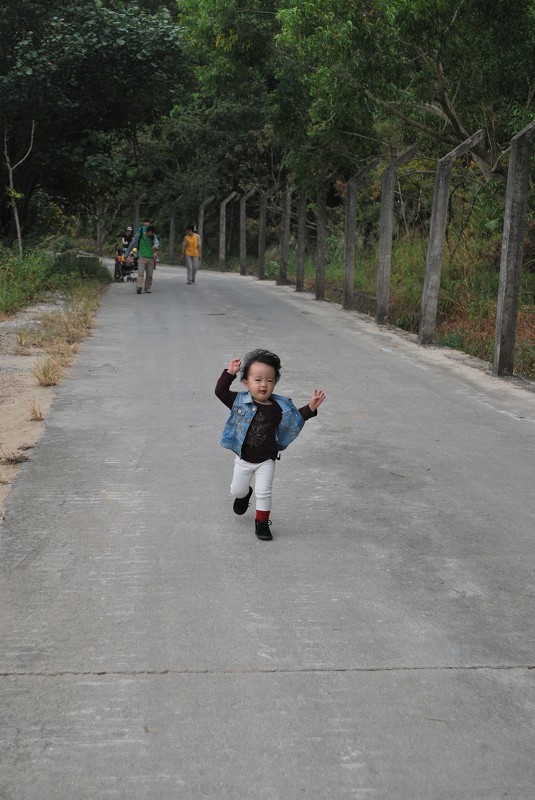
<box><xmin>0</xmin><ymin>247</ymin><xmax>52</xmax><ymax>314</ymax></box>
<box><xmin>0</xmin><ymin>246</ymin><xmax>110</xmax><ymax>316</ymax></box>
<box><xmin>49</xmin><ymin>253</ymin><xmax>110</xmax><ymax>282</ymax></box>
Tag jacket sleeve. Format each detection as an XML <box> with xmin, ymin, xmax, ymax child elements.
<box><xmin>298</xmin><ymin>404</ymin><xmax>317</xmax><ymax>422</ymax></box>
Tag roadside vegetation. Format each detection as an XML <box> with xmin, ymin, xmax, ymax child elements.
<box><xmin>1</xmin><ymin>246</ymin><xmax>111</xmax><ymax>383</ymax></box>
<box><xmin>0</xmin><ymin>246</ymin><xmax>110</xmax><ymax>316</ymax></box>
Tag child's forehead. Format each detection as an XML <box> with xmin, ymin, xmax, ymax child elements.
<box><xmin>246</xmin><ymin>361</ymin><xmax>276</xmax><ymax>376</ymax></box>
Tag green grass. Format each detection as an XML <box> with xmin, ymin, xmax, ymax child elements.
<box><xmin>282</xmin><ymin>229</ymin><xmax>534</xmax><ymax>380</ymax></box>
<box><xmin>0</xmin><ymin>246</ymin><xmax>110</xmax><ymax>316</ymax></box>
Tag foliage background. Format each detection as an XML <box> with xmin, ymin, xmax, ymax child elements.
<box><xmin>1</xmin><ymin>0</ymin><xmax>534</xmax><ymax>375</ymax></box>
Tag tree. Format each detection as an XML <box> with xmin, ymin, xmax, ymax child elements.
<box><xmin>4</xmin><ymin>122</ymin><xmax>35</xmax><ymax>257</ymax></box>
<box><xmin>0</xmin><ymin>0</ymin><xmax>187</xmax><ymax>238</ymax></box>
<box><xmin>273</xmin><ymin>0</ymin><xmax>534</xmax><ymax>182</ymax></box>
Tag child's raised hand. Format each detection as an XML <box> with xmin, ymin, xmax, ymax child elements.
<box><xmin>227</xmin><ymin>358</ymin><xmax>242</xmax><ymax>375</ymax></box>
<box><xmin>308</xmin><ymin>388</ymin><xmax>326</xmax><ymax>412</ymax></box>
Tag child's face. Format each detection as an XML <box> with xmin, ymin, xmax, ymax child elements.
<box><xmin>243</xmin><ymin>361</ymin><xmax>277</xmax><ymax>404</ymax></box>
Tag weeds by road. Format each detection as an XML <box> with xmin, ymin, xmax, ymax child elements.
<box><xmin>0</xmin><ymin>249</ymin><xmax>110</xmax><ymax>520</ymax></box>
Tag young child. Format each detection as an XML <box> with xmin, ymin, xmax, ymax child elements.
<box><xmin>215</xmin><ymin>349</ymin><xmax>325</xmax><ymax>541</ymax></box>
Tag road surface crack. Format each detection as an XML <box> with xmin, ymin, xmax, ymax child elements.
<box><xmin>1</xmin><ymin>664</ymin><xmax>533</xmax><ymax>678</ymax></box>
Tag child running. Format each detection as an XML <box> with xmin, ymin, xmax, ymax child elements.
<box><xmin>215</xmin><ymin>349</ymin><xmax>326</xmax><ymax>541</ymax></box>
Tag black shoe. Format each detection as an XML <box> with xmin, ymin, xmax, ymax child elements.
<box><xmin>233</xmin><ymin>486</ymin><xmax>253</xmax><ymax>515</ymax></box>
<box><xmin>255</xmin><ymin>519</ymin><xmax>272</xmax><ymax>541</ymax></box>
<box><xmin>136</xmin><ymin>287</ymin><xmax>142</xmax><ymax>294</ymax></box>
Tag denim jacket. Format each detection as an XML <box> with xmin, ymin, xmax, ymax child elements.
<box><xmin>220</xmin><ymin>391</ymin><xmax>305</xmax><ymax>456</ymax></box>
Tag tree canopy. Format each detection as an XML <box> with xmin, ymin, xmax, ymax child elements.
<box><xmin>0</xmin><ymin>0</ymin><xmax>186</xmax><ymax>234</ymax></box>
<box><xmin>1</xmin><ymin>0</ymin><xmax>534</xmax><ymax>241</ymax></box>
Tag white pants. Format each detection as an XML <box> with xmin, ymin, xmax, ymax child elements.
<box><xmin>230</xmin><ymin>456</ymin><xmax>276</xmax><ymax>512</ymax></box>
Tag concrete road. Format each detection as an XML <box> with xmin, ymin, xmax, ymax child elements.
<box><xmin>1</xmin><ymin>264</ymin><xmax>534</xmax><ymax>800</ymax></box>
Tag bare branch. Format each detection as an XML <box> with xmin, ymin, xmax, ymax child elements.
<box><xmin>434</xmin><ymin>61</ymin><xmax>470</xmax><ymax>140</ymax></box>
<box><xmin>11</xmin><ymin>121</ymin><xmax>36</xmax><ymax>171</ymax></box>
<box><xmin>365</xmin><ymin>90</ymin><xmax>459</xmax><ymax>147</ymax></box>
<box><xmin>4</xmin><ymin>121</ymin><xmax>37</xmax><ymax>259</ymax></box>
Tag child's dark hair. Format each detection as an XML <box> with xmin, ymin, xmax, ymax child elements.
<box><xmin>241</xmin><ymin>349</ymin><xmax>281</xmax><ymax>382</ymax></box>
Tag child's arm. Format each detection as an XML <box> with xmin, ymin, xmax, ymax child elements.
<box><xmin>308</xmin><ymin>388</ymin><xmax>326</xmax><ymax>412</ymax></box>
<box><xmin>215</xmin><ymin>360</ymin><xmax>240</xmax><ymax>409</ymax></box>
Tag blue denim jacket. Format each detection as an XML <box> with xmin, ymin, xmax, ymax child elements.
<box><xmin>220</xmin><ymin>391</ymin><xmax>305</xmax><ymax>456</ymax></box>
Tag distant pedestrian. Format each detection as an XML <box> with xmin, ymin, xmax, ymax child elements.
<box><xmin>121</xmin><ymin>226</ymin><xmax>134</xmax><ymax>249</ymax></box>
<box><xmin>182</xmin><ymin>224</ymin><xmax>201</xmax><ymax>284</ymax></box>
<box><xmin>127</xmin><ymin>221</ymin><xmax>159</xmax><ymax>294</ymax></box>
<box><xmin>215</xmin><ymin>349</ymin><xmax>325</xmax><ymax>541</ymax></box>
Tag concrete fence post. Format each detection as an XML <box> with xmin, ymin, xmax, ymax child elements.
<box><xmin>418</xmin><ymin>129</ymin><xmax>485</xmax><ymax>344</ymax></box>
<box><xmin>239</xmin><ymin>188</ymin><xmax>257</xmax><ymax>275</ymax></box>
<box><xmin>279</xmin><ymin>184</ymin><xmax>296</xmax><ymax>285</ymax></box>
<box><xmin>376</xmin><ymin>145</ymin><xmax>418</xmax><ymax>324</ymax></box>
<box><xmin>219</xmin><ymin>192</ymin><xmax>238</xmax><ymax>272</ymax></box>
<box><xmin>315</xmin><ymin>185</ymin><xmax>328</xmax><ymax>301</ymax></box>
<box><xmin>168</xmin><ymin>195</ymin><xmax>183</xmax><ymax>264</ymax></box>
<box><xmin>295</xmin><ymin>193</ymin><xmax>308</xmax><ymax>293</ymax></box>
<box><xmin>315</xmin><ymin>171</ymin><xmax>336</xmax><ymax>301</ymax></box>
<box><xmin>96</xmin><ymin>202</ymin><xmax>105</xmax><ymax>257</ymax></box>
<box><xmin>493</xmin><ymin>119</ymin><xmax>535</xmax><ymax>376</ymax></box>
<box><xmin>133</xmin><ymin>192</ymin><xmax>146</xmax><ymax>233</ymax></box>
<box><xmin>197</xmin><ymin>195</ymin><xmax>215</xmax><ymax>252</ymax></box>
<box><xmin>342</xmin><ymin>160</ymin><xmax>378</xmax><ymax>311</ymax></box>
<box><xmin>258</xmin><ymin>184</ymin><xmax>278</xmax><ymax>280</ymax></box>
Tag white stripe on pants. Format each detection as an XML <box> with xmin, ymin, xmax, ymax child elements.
<box><xmin>231</xmin><ymin>456</ymin><xmax>276</xmax><ymax>512</ymax></box>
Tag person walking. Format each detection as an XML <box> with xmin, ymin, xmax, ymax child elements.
<box><xmin>215</xmin><ymin>349</ymin><xmax>325</xmax><ymax>541</ymax></box>
<box><xmin>127</xmin><ymin>222</ymin><xmax>159</xmax><ymax>294</ymax></box>
<box><xmin>182</xmin><ymin>224</ymin><xmax>201</xmax><ymax>284</ymax></box>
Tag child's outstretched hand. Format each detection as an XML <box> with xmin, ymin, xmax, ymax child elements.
<box><xmin>227</xmin><ymin>358</ymin><xmax>241</xmax><ymax>376</ymax></box>
<box><xmin>309</xmin><ymin>388</ymin><xmax>326</xmax><ymax>412</ymax></box>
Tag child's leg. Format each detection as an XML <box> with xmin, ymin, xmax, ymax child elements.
<box><xmin>230</xmin><ymin>456</ymin><xmax>255</xmax><ymax>499</ymax></box>
<box><xmin>253</xmin><ymin>459</ymin><xmax>276</xmax><ymax>515</ymax></box>
<box><xmin>253</xmin><ymin>459</ymin><xmax>276</xmax><ymax>540</ymax></box>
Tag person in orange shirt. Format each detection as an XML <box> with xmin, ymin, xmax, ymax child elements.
<box><xmin>182</xmin><ymin>224</ymin><xmax>201</xmax><ymax>284</ymax></box>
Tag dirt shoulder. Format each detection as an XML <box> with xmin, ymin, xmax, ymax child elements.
<box><xmin>0</xmin><ymin>302</ymin><xmax>66</xmax><ymax>521</ymax></box>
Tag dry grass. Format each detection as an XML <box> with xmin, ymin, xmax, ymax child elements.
<box><xmin>29</xmin><ymin>289</ymin><xmax>105</xmax><ymax>385</ymax></box>
<box><xmin>15</xmin><ymin>285</ymin><xmax>106</xmax><ymax>369</ymax></box>
<box><xmin>33</xmin><ymin>357</ymin><xmax>64</xmax><ymax>387</ymax></box>
<box><xmin>0</xmin><ymin>449</ymin><xmax>30</xmax><ymax>466</ymax></box>
<box><xmin>27</xmin><ymin>397</ymin><xmax>44</xmax><ymax>421</ymax></box>
<box><xmin>16</xmin><ymin>327</ymin><xmax>34</xmax><ymax>347</ymax></box>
